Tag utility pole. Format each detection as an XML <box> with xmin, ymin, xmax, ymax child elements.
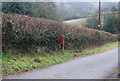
<box><xmin>98</xmin><ymin>0</ymin><xmax>101</xmax><ymax>30</ymax></box>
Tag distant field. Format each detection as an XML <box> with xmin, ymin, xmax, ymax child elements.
<box><xmin>63</xmin><ymin>18</ymin><xmax>86</xmax><ymax>27</ymax></box>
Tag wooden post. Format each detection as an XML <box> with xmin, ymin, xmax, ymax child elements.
<box><xmin>61</xmin><ymin>45</ymin><xmax>64</xmax><ymax>50</ymax></box>
<box><xmin>98</xmin><ymin>0</ymin><xmax>101</xmax><ymax>30</ymax></box>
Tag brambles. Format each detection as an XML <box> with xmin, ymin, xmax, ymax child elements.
<box><xmin>2</xmin><ymin>13</ymin><xmax>117</xmax><ymax>53</ymax></box>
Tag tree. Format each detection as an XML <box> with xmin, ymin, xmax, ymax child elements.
<box><xmin>85</xmin><ymin>3</ymin><xmax>118</xmax><ymax>34</ymax></box>
<box><xmin>2</xmin><ymin>2</ymin><xmax>32</xmax><ymax>16</ymax></box>
<box><xmin>31</xmin><ymin>2</ymin><xmax>59</xmax><ymax>21</ymax></box>
<box><xmin>2</xmin><ymin>2</ymin><xmax>23</xmax><ymax>14</ymax></box>
<box><xmin>102</xmin><ymin>12</ymin><xmax>118</xmax><ymax>34</ymax></box>
<box><xmin>2</xmin><ymin>2</ymin><xmax>59</xmax><ymax>21</ymax></box>
<box><xmin>111</xmin><ymin>5</ymin><xmax>117</xmax><ymax>12</ymax></box>
<box><xmin>102</xmin><ymin>4</ymin><xmax>118</xmax><ymax>34</ymax></box>
<box><xmin>85</xmin><ymin>14</ymin><xmax>99</xmax><ymax>30</ymax></box>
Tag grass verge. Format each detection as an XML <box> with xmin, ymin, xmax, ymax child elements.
<box><xmin>2</xmin><ymin>42</ymin><xmax>118</xmax><ymax>76</ymax></box>
<box><xmin>81</xmin><ymin>42</ymin><xmax>118</xmax><ymax>55</ymax></box>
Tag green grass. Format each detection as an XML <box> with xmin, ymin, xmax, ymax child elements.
<box><xmin>82</xmin><ymin>42</ymin><xmax>118</xmax><ymax>55</ymax></box>
<box><xmin>2</xmin><ymin>42</ymin><xmax>118</xmax><ymax>76</ymax></box>
<box><xmin>63</xmin><ymin>18</ymin><xmax>86</xmax><ymax>26</ymax></box>
<box><xmin>2</xmin><ymin>50</ymin><xmax>72</xmax><ymax>76</ymax></box>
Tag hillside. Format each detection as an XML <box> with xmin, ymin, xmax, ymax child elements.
<box><xmin>63</xmin><ymin>18</ymin><xmax>86</xmax><ymax>27</ymax></box>
<box><xmin>55</xmin><ymin>2</ymin><xmax>118</xmax><ymax>20</ymax></box>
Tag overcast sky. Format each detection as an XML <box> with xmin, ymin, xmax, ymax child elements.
<box><xmin>36</xmin><ymin>0</ymin><xmax>120</xmax><ymax>2</ymax></box>
<box><xmin>1</xmin><ymin>0</ymin><xmax>120</xmax><ymax>2</ymax></box>
<box><xmin>54</xmin><ymin>0</ymin><xmax>119</xmax><ymax>2</ymax></box>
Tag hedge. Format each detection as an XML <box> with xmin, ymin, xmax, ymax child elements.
<box><xmin>2</xmin><ymin>13</ymin><xmax>117</xmax><ymax>53</ymax></box>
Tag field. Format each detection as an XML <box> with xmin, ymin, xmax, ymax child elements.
<box><xmin>63</xmin><ymin>18</ymin><xmax>86</xmax><ymax>27</ymax></box>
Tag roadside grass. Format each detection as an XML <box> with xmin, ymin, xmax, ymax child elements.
<box><xmin>2</xmin><ymin>42</ymin><xmax>118</xmax><ymax>76</ymax></box>
<box><xmin>81</xmin><ymin>42</ymin><xmax>119</xmax><ymax>55</ymax></box>
<box><xmin>2</xmin><ymin>50</ymin><xmax>72</xmax><ymax>76</ymax></box>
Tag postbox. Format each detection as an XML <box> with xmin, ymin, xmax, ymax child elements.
<box><xmin>59</xmin><ymin>35</ymin><xmax>65</xmax><ymax>45</ymax></box>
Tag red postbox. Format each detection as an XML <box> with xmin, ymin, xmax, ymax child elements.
<box><xmin>59</xmin><ymin>35</ymin><xmax>65</xmax><ymax>45</ymax></box>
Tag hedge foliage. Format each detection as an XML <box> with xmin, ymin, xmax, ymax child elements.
<box><xmin>118</xmin><ymin>33</ymin><xmax>120</xmax><ymax>42</ymax></box>
<box><xmin>2</xmin><ymin>13</ymin><xmax>117</xmax><ymax>53</ymax></box>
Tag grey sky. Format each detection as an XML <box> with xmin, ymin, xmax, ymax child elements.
<box><xmin>36</xmin><ymin>0</ymin><xmax>119</xmax><ymax>2</ymax></box>
<box><xmin>1</xmin><ymin>0</ymin><xmax>120</xmax><ymax>2</ymax></box>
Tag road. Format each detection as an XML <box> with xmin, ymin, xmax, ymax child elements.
<box><xmin>4</xmin><ymin>47</ymin><xmax>118</xmax><ymax>79</ymax></box>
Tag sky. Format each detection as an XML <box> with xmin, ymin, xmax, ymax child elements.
<box><xmin>1</xmin><ymin>0</ymin><xmax>120</xmax><ymax>2</ymax></box>
<box><xmin>36</xmin><ymin>0</ymin><xmax>120</xmax><ymax>2</ymax></box>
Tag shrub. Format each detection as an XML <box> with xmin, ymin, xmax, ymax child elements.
<box><xmin>118</xmin><ymin>33</ymin><xmax>120</xmax><ymax>42</ymax></box>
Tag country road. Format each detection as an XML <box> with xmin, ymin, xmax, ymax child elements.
<box><xmin>4</xmin><ymin>47</ymin><xmax>119</xmax><ymax>79</ymax></box>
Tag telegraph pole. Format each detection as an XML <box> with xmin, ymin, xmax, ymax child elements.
<box><xmin>98</xmin><ymin>0</ymin><xmax>101</xmax><ymax>30</ymax></box>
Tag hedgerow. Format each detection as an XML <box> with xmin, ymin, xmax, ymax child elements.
<box><xmin>2</xmin><ymin>13</ymin><xmax>117</xmax><ymax>53</ymax></box>
<box><xmin>118</xmin><ymin>33</ymin><xmax>120</xmax><ymax>42</ymax></box>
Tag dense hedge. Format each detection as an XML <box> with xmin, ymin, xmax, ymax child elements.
<box><xmin>2</xmin><ymin>13</ymin><xmax>117</xmax><ymax>53</ymax></box>
<box><xmin>118</xmin><ymin>33</ymin><xmax>120</xmax><ymax>42</ymax></box>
